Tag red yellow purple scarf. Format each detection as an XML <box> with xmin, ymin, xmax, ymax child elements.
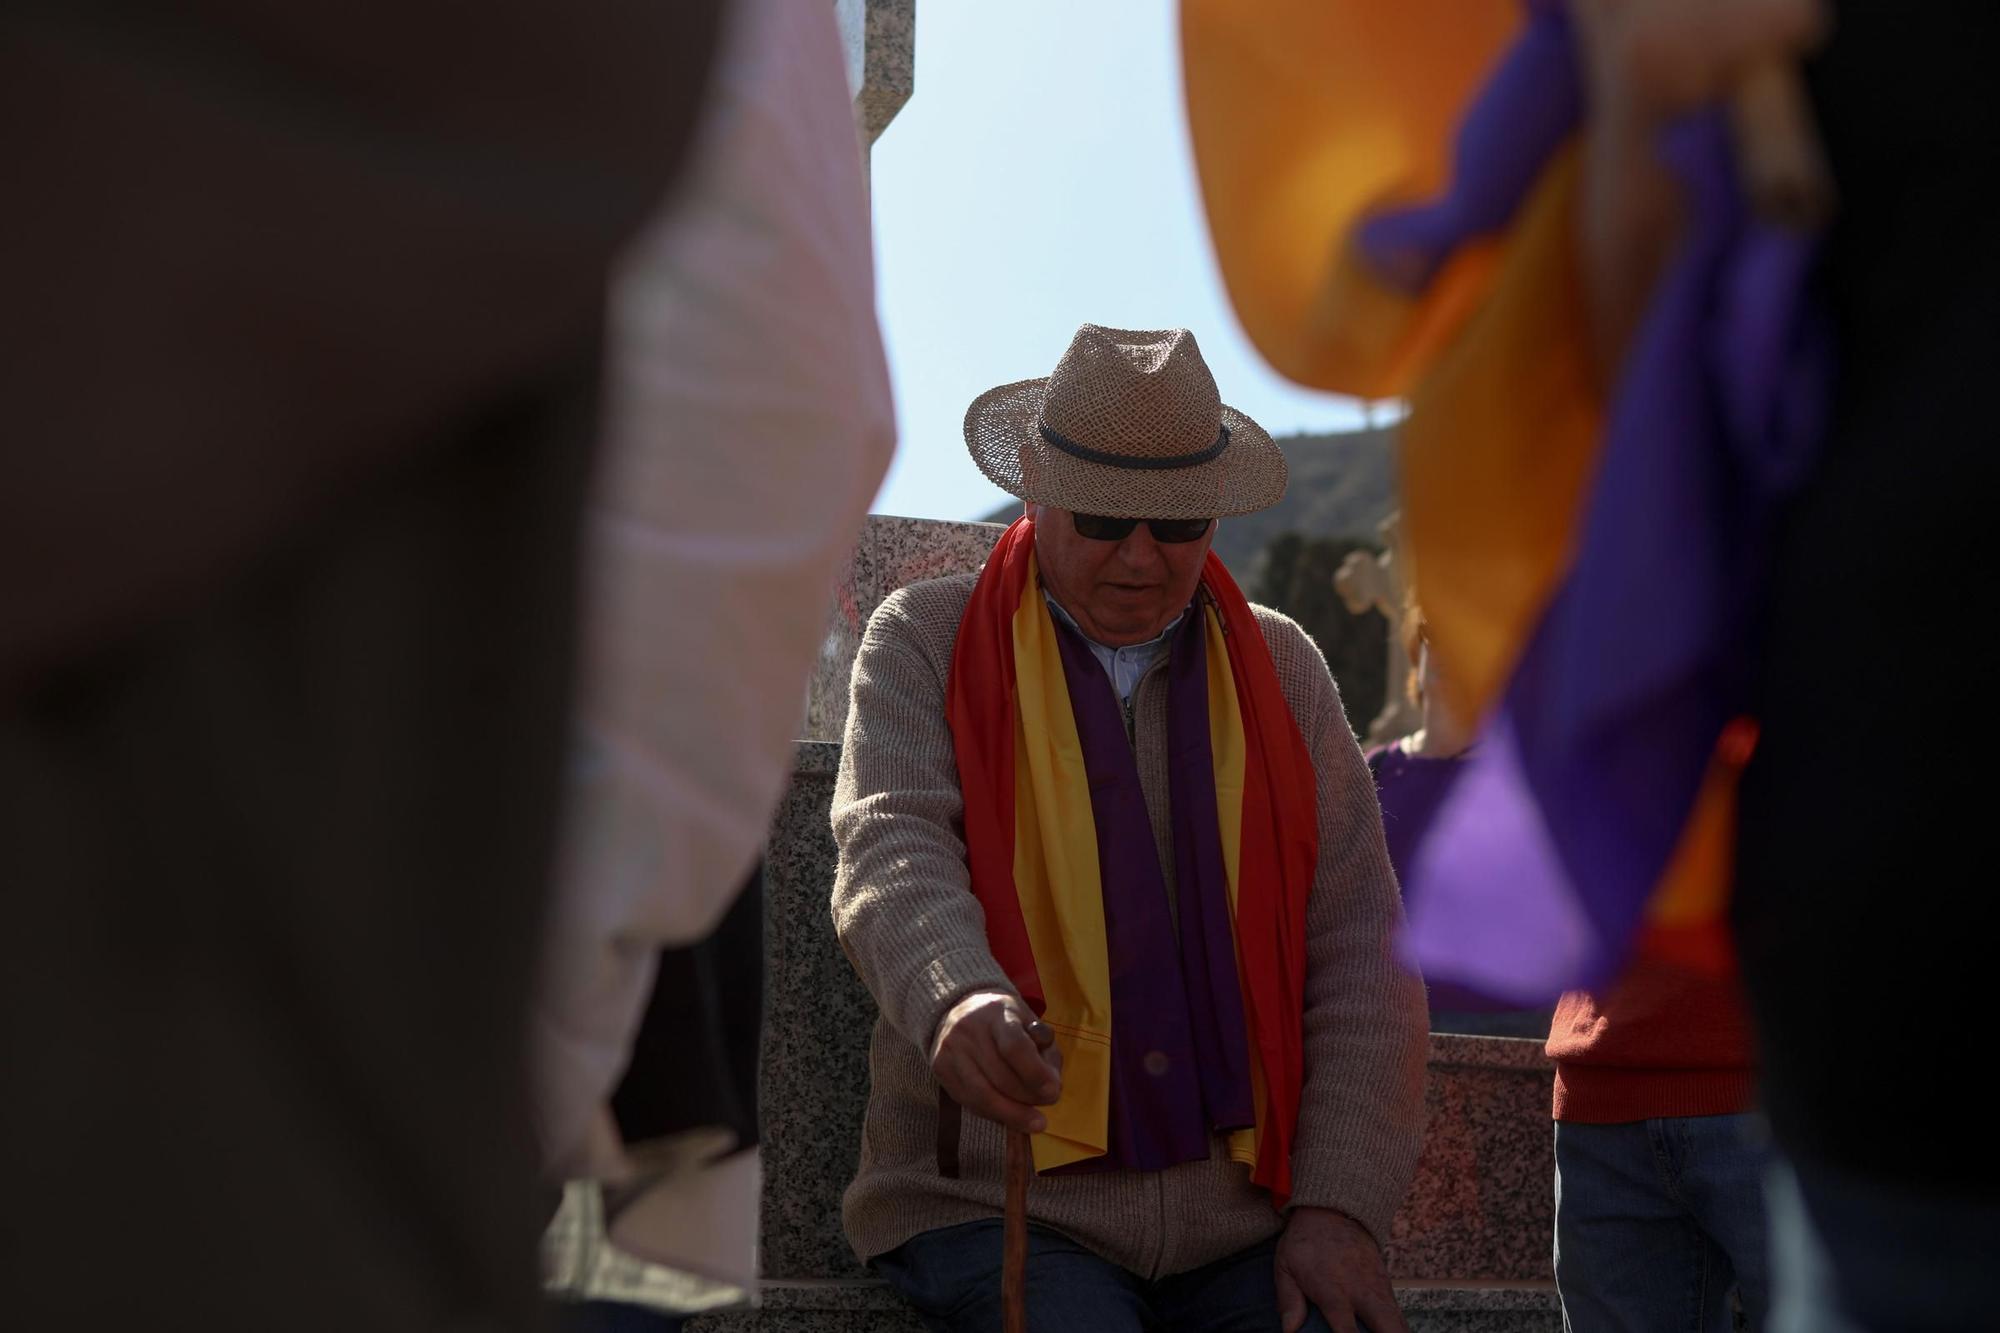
<box><xmin>946</xmin><ymin>518</ymin><xmax>1316</xmax><ymax>1206</ymax></box>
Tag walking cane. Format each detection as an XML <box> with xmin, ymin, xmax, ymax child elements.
<box><xmin>1002</xmin><ymin>1128</ymin><xmax>1030</xmax><ymax>1333</ymax></box>
<box><xmin>1003</xmin><ymin>1019</ymin><xmax>1057</xmax><ymax>1333</ymax></box>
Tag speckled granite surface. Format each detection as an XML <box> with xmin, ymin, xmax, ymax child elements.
<box><xmin>794</xmin><ymin>740</ymin><xmax>842</xmax><ymax>779</ymax></box>
<box><xmin>684</xmin><ymin>1279</ymin><xmax>925</xmax><ymax>1333</ymax></box>
<box><xmin>686</xmin><ymin>1280</ymin><xmax>910</xmax><ymax>1324</ymax></box>
<box><xmin>1426</xmin><ymin>1033</ymin><xmax>1554</xmax><ymax>1073</ymax></box>
<box><xmin>759</xmin><ymin>750</ymin><xmax>875</xmax><ymax>1280</ymax></box>
<box><xmin>1396</xmin><ymin>1282</ymin><xmax>1562</xmax><ymax>1332</ymax></box>
<box><xmin>684</xmin><ymin>1279</ymin><xmax>1558</xmax><ymax>1332</ymax></box>
<box><xmin>1388</xmin><ymin>1038</ymin><xmax>1555</xmax><ymax>1283</ymax></box>
<box><xmin>846</xmin><ymin>0</ymin><xmax>914</xmax><ymax>144</ymax></box>
<box><xmin>803</xmin><ymin>515</ymin><xmax>1004</xmax><ymax>743</ymax></box>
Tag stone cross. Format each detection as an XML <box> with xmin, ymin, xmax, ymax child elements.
<box><xmin>836</xmin><ymin>0</ymin><xmax>915</xmax><ymax>151</ymax></box>
<box><xmin>1334</xmin><ymin>511</ymin><xmax>1422</xmax><ymax>746</ymax></box>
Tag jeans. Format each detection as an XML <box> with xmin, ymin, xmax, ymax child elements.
<box><xmin>1767</xmin><ymin>1156</ymin><xmax>2000</xmax><ymax>1333</ymax></box>
<box><xmin>875</xmin><ymin>1220</ymin><xmax>1345</xmax><ymax>1333</ymax></box>
<box><xmin>1553</xmin><ymin>1115</ymin><xmax>1772</xmax><ymax>1332</ymax></box>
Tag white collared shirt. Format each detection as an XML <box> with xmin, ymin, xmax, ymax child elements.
<box><xmin>1044</xmin><ymin>592</ymin><xmax>1182</xmax><ymax>703</ymax></box>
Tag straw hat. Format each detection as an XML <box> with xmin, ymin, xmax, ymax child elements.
<box><xmin>964</xmin><ymin>324</ymin><xmax>1288</xmax><ymax>519</ymax></box>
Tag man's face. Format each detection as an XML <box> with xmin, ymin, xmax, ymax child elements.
<box><xmin>1029</xmin><ymin>503</ymin><xmax>1215</xmax><ymax>647</ymax></box>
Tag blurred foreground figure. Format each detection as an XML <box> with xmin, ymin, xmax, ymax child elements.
<box><xmin>1185</xmin><ymin>1</ymin><xmax>1999</xmax><ymax>1328</ymax></box>
<box><xmin>1730</xmin><ymin>8</ymin><xmax>1999</xmax><ymax>1330</ymax></box>
<box><xmin>0</xmin><ymin>2</ymin><xmax>722</xmax><ymax>1328</ymax></box>
<box><xmin>535</xmin><ymin>0</ymin><xmax>895</xmax><ymax>1320</ymax></box>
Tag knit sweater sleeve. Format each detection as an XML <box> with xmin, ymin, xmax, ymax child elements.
<box><xmin>1262</xmin><ymin>611</ymin><xmax>1430</xmax><ymax>1247</ymax></box>
<box><xmin>830</xmin><ymin>586</ymin><xmax>1014</xmax><ymax>1057</ymax></box>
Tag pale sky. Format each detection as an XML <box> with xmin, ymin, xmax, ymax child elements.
<box><xmin>867</xmin><ymin>3</ymin><xmax>1379</xmax><ymax>522</ymax></box>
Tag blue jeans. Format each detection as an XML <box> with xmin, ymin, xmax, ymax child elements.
<box><xmin>1553</xmin><ymin>1115</ymin><xmax>1772</xmax><ymax>1332</ymax></box>
<box><xmin>1767</xmin><ymin>1156</ymin><xmax>2000</xmax><ymax>1333</ymax></box>
<box><xmin>875</xmin><ymin>1219</ymin><xmax>1344</xmax><ymax>1333</ymax></box>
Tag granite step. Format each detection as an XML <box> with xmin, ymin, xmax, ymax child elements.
<box><xmin>685</xmin><ymin>1278</ymin><xmax>1561</xmax><ymax>1332</ymax></box>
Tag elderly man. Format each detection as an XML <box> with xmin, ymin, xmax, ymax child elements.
<box><xmin>831</xmin><ymin>325</ymin><xmax>1428</xmax><ymax>1333</ymax></box>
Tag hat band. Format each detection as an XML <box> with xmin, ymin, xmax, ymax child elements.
<box><xmin>1037</xmin><ymin>422</ymin><xmax>1231</xmax><ymax>471</ymax></box>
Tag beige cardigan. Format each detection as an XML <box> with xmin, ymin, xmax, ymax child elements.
<box><xmin>830</xmin><ymin>573</ymin><xmax>1427</xmax><ymax>1278</ymax></box>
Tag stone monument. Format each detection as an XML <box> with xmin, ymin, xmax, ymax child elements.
<box><xmin>835</xmin><ymin>0</ymin><xmax>915</xmax><ymax>151</ymax></box>
<box><xmin>804</xmin><ymin>515</ymin><xmax>1005</xmax><ymax>744</ymax></box>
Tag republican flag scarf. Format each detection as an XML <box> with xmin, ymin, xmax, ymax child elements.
<box><xmin>946</xmin><ymin>517</ymin><xmax>1317</xmax><ymax>1206</ymax></box>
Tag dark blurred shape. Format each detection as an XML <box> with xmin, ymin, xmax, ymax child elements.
<box><xmin>611</xmin><ymin>865</ymin><xmax>763</xmax><ymax>1159</ymax></box>
<box><xmin>0</xmin><ymin>1</ymin><xmax>724</xmax><ymax>1328</ymax></box>
<box><xmin>555</xmin><ymin>1300</ymin><xmax>686</xmax><ymax>1333</ymax></box>
<box><xmin>1738</xmin><ymin>0</ymin><xmax>2000</xmax><ymax>1195</ymax></box>
<box><xmin>1733</xmin><ymin>0</ymin><xmax>2000</xmax><ymax>1323</ymax></box>
<box><xmin>524</xmin><ymin>0</ymin><xmax>894</xmax><ymax>1296</ymax></box>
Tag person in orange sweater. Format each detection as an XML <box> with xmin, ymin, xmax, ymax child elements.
<box><xmin>1546</xmin><ymin>958</ymin><xmax>1767</xmax><ymax>1332</ymax></box>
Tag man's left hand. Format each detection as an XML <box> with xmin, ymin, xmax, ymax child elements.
<box><xmin>1273</xmin><ymin>1207</ymin><xmax>1408</xmax><ymax>1333</ymax></box>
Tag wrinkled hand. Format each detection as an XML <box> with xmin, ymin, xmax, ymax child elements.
<box><xmin>929</xmin><ymin>990</ymin><xmax>1063</xmax><ymax>1134</ymax></box>
<box><xmin>1573</xmin><ymin>0</ymin><xmax>1824</xmax><ymax>123</ymax></box>
<box><xmin>1571</xmin><ymin>0</ymin><xmax>1826</xmax><ymax>371</ymax></box>
<box><xmin>1274</xmin><ymin>1208</ymin><xmax>1407</xmax><ymax>1333</ymax></box>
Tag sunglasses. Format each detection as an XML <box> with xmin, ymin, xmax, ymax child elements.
<box><xmin>1070</xmin><ymin>513</ymin><xmax>1214</xmax><ymax>544</ymax></box>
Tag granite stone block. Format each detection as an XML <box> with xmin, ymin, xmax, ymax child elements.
<box><xmin>685</xmin><ymin>1278</ymin><xmax>925</xmax><ymax>1333</ymax></box>
<box><xmin>1388</xmin><ymin>1037</ymin><xmax>1555</xmax><ymax>1283</ymax></box>
<box><xmin>848</xmin><ymin>0</ymin><xmax>914</xmax><ymax>145</ymax></box>
<box><xmin>759</xmin><ymin>745</ymin><xmax>874</xmax><ymax>1280</ymax></box>
<box><xmin>1397</xmin><ymin>1282</ymin><xmax>1563</xmax><ymax>1332</ymax></box>
<box><xmin>804</xmin><ymin>515</ymin><xmax>1005</xmax><ymax>743</ymax></box>
<box><xmin>684</xmin><ymin>1279</ymin><xmax>1557</xmax><ymax>1333</ymax></box>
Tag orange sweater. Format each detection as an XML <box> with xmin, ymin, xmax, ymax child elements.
<box><xmin>1546</xmin><ymin>951</ymin><xmax>1757</xmax><ymax>1123</ymax></box>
